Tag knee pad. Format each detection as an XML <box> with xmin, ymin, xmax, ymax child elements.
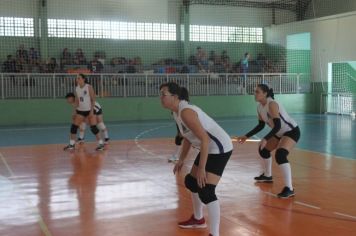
<box><xmin>259</xmin><ymin>148</ymin><xmax>271</xmax><ymax>159</ymax></box>
<box><xmin>70</xmin><ymin>124</ymin><xmax>79</xmax><ymax>134</ymax></box>
<box><xmin>79</xmin><ymin>122</ymin><xmax>86</xmax><ymax>131</ymax></box>
<box><xmin>184</xmin><ymin>174</ymin><xmax>198</xmax><ymax>193</ymax></box>
<box><xmin>97</xmin><ymin>122</ymin><xmax>106</xmax><ymax>131</ymax></box>
<box><xmin>198</xmin><ymin>184</ymin><xmax>217</xmax><ymax>204</ymax></box>
<box><xmin>90</xmin><ymin>125</ymin><xmax>99</xmax><ymax>135</ymax></box>
<box><xmin>275</xmin><ymin>148</ymin><xmax>289</xmax><ymax>165</ymax></box>
<box><xmin>175</xmin><ymin>135</ymin><xmax>183</xmax><ymax>146</ymax></box>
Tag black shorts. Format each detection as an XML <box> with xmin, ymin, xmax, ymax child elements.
<box><xmin>94</xmin><ymin>109</ymin><xmax>103</xmax><ymax>115</ymax></box>
<box><xmin>193</xmin><ymin>151</ymin><xmax>232</xmax><ymax>176</ymax></box>
<box><xmin>76</xmin><ymin>110</ymin><xmax>90</xmax><ymax>117</ymax></box>
<box><xmin>274</xmin><ymin>126</ymin><xmax>301</xmax><ymax>143</ymax></box>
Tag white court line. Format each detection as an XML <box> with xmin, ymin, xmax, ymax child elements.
<box><xmin>334</xmin><ymin>212</ymin><xmax>356</xmax><ymax>220</ymax></box>
<box><xmin>263</xmin><ymin>191</ymin><xmax>277</xmax><ymax>197</ymax></box>
<box><xmin>0</xmin><ymin>151</ymin><xmax>52</xmax><ymax>236</ymax></box>
<box><xmin>295</xmin><ymin>201</ymin><xmax>321</xmax><ymax>210</ymax></box>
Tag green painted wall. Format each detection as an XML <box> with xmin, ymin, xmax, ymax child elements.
<box><xmin>0</xmin><ymin>94</ymin><xmax>318</xmax><ymax>126</ymax></box>
<box><xmin>287</xmin><ymin>49</ymin><xmax>311</xmax><ymax>74</ymax></box>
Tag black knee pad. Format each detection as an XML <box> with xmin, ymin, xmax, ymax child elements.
<box><xmin>90</xmin><ymin>125</ymin><xmax>99</xmax><ymax>135</ymax></box>
<box><xmin>175</xmin><ymin>135</ymin><xmax>183</xmax><ymax>146</ymax></box>
<box><xmin>184</xmin><ymin>174</ymin><xmax>198</xmax><ymax>193</ymax></box>
<box><xmin>259</xmin><ymin>148</ymin><xmax>271</xmax><ymax>159</ymax></box>
<box><xmin>275</xmin><ymin>148</ymin><xmax>289</xmax><ymax>165</ymax></box>
<box><xmin>70</xmin><ymin>124</ymin><xmax>79</xmax><ymax>134</ymax></box>
<box><xmin>198</xmin><ymin>184</ymin><xmax>217</xmax><ymax>204</ymax></box>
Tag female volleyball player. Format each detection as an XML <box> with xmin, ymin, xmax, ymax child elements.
<box><xmin>65</xmin><ymin>92</ymin><xmax>110</xmax><ymax>144</ymax></box>
<box><xmin>236</xmin><ymin>84</ymin><xmax>300</xmax><ymax>198</ymax></box>
<box><xmin>160</xmin><ymin>82</ymin><xmax>233</xmax><ymax>236</ymax></box>
<box><xmin>64</xmin><ymin>74</ymin><xmax>104</xmax><ymax>151</ymax></box>
<box><xmin>168</xmin><ymin>87</ymin><xmax>189</xmax><ymax>162</ymax></box>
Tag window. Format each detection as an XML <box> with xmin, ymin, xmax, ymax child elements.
<box><xmin>0</xmin><ymin>17</ymin><xmax>34</xmax><ymax>37</ymax></box>
<box><xmin>190</xmin><ymin>24</ymin><xmax>263</xmax><ymax>43</ymax></box>
<box><xmin>47</xmin><ymin>18</ymin><xmax>176</xmax><ymax>41</ymax></box>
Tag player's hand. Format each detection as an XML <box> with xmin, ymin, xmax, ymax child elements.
<box><xmin>196</xmin><ymin>167</ymin><xmax>207</xmax><ymax>188</ymax></box>
<box><xmin>259</xmin><ymin>139</ymin><xmax>267</xmax><ymax>150</ymax></box>
<box><xmin>173</xmin><ymin>160</ymin><xmax>184</xmax><ymax>174</ymax></box>
<box><xmin>236</xmin><ymin>136</ymin><xmax>248</xmax><ymax>144</ymax></box>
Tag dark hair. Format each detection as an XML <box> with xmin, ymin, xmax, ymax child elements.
<box><xmin>257</xmin><ymin>84</ymin><xmax>274</xmax><ymax>99</ymax></box>
<box><xmin>159</xmin><ymin>82</ymin><xmax>190</xmax><ymax>101</ymax></box>
<box><xmin>244</xmin><ymin>52</ymin><xmax>249</xmax><ymax>57</ymax></box>
<box><xmin>78</xmin><ymin>73</ymin><xmax>88</xmax><ymax>83</ymax></box>
<box><xmin>65</xmin><ymin>92</ymin><xmax>75</xmax><ymax>99</ymax></box>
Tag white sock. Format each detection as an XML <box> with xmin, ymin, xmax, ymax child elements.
<box><xmin>173</xmin><ymin>146</ymin><xmax>181</xmax><ymax>157</ymax></box>
<box><xmin>69</xmin><ymin>139</ymin><xmax>75</xmax><ymax>145</ymax></box>
<box><xmin>207</xmin><ymin>200</ymin><xmax>220</xmax><ymax>236</ymax></box>
<box><xmin>259</xmin><ymin>158</ymin><xmax>265</xmax><ymax>175</ymax></box>
<box><xmin>279</xmin><ymin>163</ymin><xmax>293</xmax><ymax>190</ymax></box>
<box><xmin>97</xmin><ymin>122</ymin><xmax>109</xmax><ymax>139</ymax></box>
<box><xmin>98</xmin><ymin>139</ymin><xmax>104</xmax><ymax>145</ymax></box>
<box><xmin>191</xmin><ymin>193</ymin><xmax>203</xmax><ymax>220</ymax></box>
<box><xmin>264</xmin><ymin>157</ymin><xmax>272</xmax><ymax>177</ymax></box>
<box><xmin>79</xmin><ymin>123</ymin><xmax>86</xmax><ymax>139</ymax></box>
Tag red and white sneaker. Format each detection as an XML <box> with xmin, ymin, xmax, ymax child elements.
<box><xmin>178</xmin><ymin>215</ymin><xmax>207</xmax><ymax>229</ymax></box>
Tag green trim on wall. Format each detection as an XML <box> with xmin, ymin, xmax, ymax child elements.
<box><xmin>0</xmin><ymin>94</ymin><xmax>318</xmax><ymax>126</ymax></box>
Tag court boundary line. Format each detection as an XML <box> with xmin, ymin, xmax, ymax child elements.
<box><xmin>0</xmin><ymin>151</ymin><xmax>52</xmax><ymax>236</ymax></box>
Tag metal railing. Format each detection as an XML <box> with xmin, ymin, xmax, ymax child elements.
<box><xmin>320</xmin><ymin>93</ymin><xmax>356</xmax><ymax>115</ymax></box>
<box><xmin>0</xmin><ymin>73</ymin><xmax>310</xmax><ymax>99</ymax></box>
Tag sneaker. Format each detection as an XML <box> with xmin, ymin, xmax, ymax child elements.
<box><xmin>178</xmin><ymin>215</ymin><xmax>207</xmax><ymax>229</ymax></box>
<box><xmin>63</xmin><ymin>144</ymin><xmax>75</xmax><ymax>151</ymax></box>
<box><xmin>104</xmin><ymin>138</ymin><xmax>110</xmax><ymax>145</ymax></box>
<box><xmin>254</xmin><ymin>173</ymin><xmax>273</xmax><ymax>183</ymax></box>
<box><xmin>77</xmin><ymin>138</ymin><xmax>85</xmax><ymax>144</ymax></box>
<box><xmin>95</xmin><ymin>144</ymin><xmax>105</xmax><ymax>151</ymax></box>
<box><xmin>168</xmin><ymin>155</ymin><xmax>179</xmax><ymax>162</ymax></box>
<box><xmin>277</xmin><ymin>186</ymin><xmax>295</xmax><ymax>199</ymax></box>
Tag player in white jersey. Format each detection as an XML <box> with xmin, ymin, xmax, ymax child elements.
<box><xmin>236</xmin><ymin>84</ymin><xmax>300</xmax><ymax>198</ymax></box>
<box><xmin>65</xmin><ymin>92</ymin><xmax>110</xmax><ymax>144</ymax></box>
<box><xmin>64</xmin><ymin>74</ymin><xmax>104</xmax><ymax>151</ymax></box>
<box><xmin>160</xmin><ymin>82</ymin><xmax>233</xmax><ymax>236</ymax></box>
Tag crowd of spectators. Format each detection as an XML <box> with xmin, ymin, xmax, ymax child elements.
<box><xmin>1</xmin><ymin>45</ymin><xmax>286</xmax><ymax>74</ymax></box>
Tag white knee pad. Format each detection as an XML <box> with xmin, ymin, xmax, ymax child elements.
<box><xmin>97</xmin><ymin>122</ymin><xmax>106</xmax><ymax>131</ymax></box>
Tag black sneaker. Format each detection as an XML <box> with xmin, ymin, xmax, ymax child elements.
<box><xmin>95</xmin><ymin>144</ymin><xmax>105</xmax><ymax>151</ymax></box>
<box><xmin>63</xmin><ymin>144</ymin><xmax>75</xmax><ymax>151</ymax></box>
<box><xmin>254</xmin><ymin>173</ymin><xmax>273</xmax><ymax>183</ymax></box>
<box><xmin>77</xmin><ymin>138</ymin><xmax>85</xmax><ymax>144</ymax></box>
<box><xmin>104</xmin><ymin>138</ymin><xmax>110</xmax><ymax>145</ymax></box>
<box><xmin>277</xmin><ymin>187</ymin><xmax>295</xmax><ymax>199</ymax></box>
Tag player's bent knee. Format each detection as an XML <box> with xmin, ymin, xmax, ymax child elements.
<box><xmin>198</xmin><ymin>184</ymin><xmax>217</xmax><ymax>204</ymax></box>
<box><xmin>259</xmin><ymin>148</ymin><xmax>271</xmax><ymax>159</ymax></box>
<box><xmin>275</xmin><ymin>148</ymin><xmax>289</xmax><ymax>165</ymax></box>
<box><xmin>70</xmin><ymin>124</ymin><xmax>79</xmax><ymax>134</ymax></box>
<box><xmin>90</xmin><ymin>125</ymin><xmax>99</xmax><ymax>135</ymax></box>
<box><xmin>185</xmin><ymin>174</ymin><xmax>198</xmax><ymax>193</ymax></box>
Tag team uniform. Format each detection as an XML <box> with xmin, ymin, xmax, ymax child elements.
<box><xmin>258</xmin><ymin>97</ymin><xmax>300</xmax><ymax>142</ymax></box>
<box><xmin>76</xmin><ymin>84</ymin><xmax>92</xmax><ymax>117</ymax></box>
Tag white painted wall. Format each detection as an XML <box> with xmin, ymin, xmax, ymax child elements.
<box><xmin>0</xmin><ymin>0</ymin><xmax>38</xmax><ymax>17</ymax></box>
<box><xmin>265</xmin><ymin>11</ymin><xmax>356</xmax><ymax>82</ymax></box>
<box><xmin>189</xmin><ymin>5</ymin><xmax>296</xmax><ymax>27</ymax></box>
<box><xmin>305</xmin><ymin>0</ymin><xmax>356</xmax><ymax>19</ymax></box>
<box><xmin>47</xmin><ymin>0</ymin><xmax>180</xmax><ymax>23</ymax></box>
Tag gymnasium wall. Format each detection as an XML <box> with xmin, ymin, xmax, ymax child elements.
<box><xmin>265</xmin><ymin>11</ymin><xmax>356</xmax><ymax>83</ymax></box>
<box><xmin>0</xmin><ymin>94</ymin><xmax>318</xmax><ymax>126</ymax></box>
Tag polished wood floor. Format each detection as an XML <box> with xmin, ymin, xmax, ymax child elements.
<box><xmin>0</xmin><ymin>139</ymin><xmax>355</xmax><ymax>236</ymax></box>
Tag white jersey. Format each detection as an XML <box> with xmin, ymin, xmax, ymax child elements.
<box><xmin>257</xmin><ymin>97</ymin><xmax>298</xmax><ymax>137</ymax></box>
<box><xmin>76</xmin><ymin>84</ymin><xmax>92</xmax><ymax>111</ymax></box>
<box><xmin>173</xmin><ymin>100</ymin><xmax>233</xmax><ymax>154</ymax></box>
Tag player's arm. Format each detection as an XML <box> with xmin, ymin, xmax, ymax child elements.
<box><xmin>88</xmin><ymin>85</ymin><xmax>96</xmax><ymax>114</ymax></box>
<box><xmin>263</xmin><ymin>101</ymin><xmax>281</xmax><ymax>140</ymax></box>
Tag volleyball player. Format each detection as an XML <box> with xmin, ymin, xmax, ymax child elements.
<box><xmin>63</xmin><ymin>74</ymin><xmax>104</xmax><ymax>151</ymax></box>
<box><xmin>160</xmin><ymin>82</ymin><xmax>233</xmax><ymax>236</ymax></box>
<box><xmin>65</xmin><ymin>92</ymin><xmax>110</xmax><ymax>144</ymax></box>
<box><xmin>236</xmin><ymin>84</ymin><xmax>300</xmax><ymax>198</ymax></box>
